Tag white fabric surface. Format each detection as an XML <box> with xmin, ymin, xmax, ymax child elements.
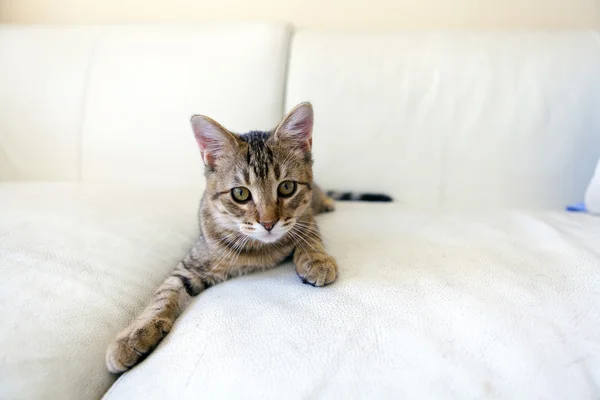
<box><xmin>0</xmin><ymin>26</ymin><xmax>100</xmax><ymax>180</ymax></box>
<box><xmin>81</xmin><ymin>23</ymin><xmax>290</xmax><ymax>184</ymax></box>
<box><xmin>585</xmin><ymin>158</ymin><xmax>600</xmax><ymax>214</ymax></box>
<box><xmin>2</xmin><ymin>184</ymin><xmax>600</xmax><ymax>399</ymax></box>
<box><xmin>98</xmin><ymin>196</ymin><xmax>600</xmax><ymax>399</ymax></box>
<box><xmin>286</xmin><ymin>31</ymin><xmax>600</xmax><ymax>208</ymax></box>
<box><xmin>0</xmin><ymin>183</ymin><xmax>200</xmax><ymax>399</ymax></box>
<box><xmin>0</xmin><ymin>23</ymin><xmax>290</xmax><ymax>185</ymax></box>
<box><xmin>3</xmin><ymin>27</ymin><xmax>600</xmax><ymax>400</ymax></box>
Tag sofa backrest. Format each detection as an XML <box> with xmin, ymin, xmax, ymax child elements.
<box><xmin>2</xmin><ymin>25</ymin><xmax>600</xmax><ymax>208</ymax></box>
<box><xmin>286</xmin><ymin>30</ymin><xmax>600</xmax><ymax>208</ymax></box>
<box><xmin>81</xmin><ymin>24</ymin><xmax>290</xmax><ymax>184</ymax></box>
<box><xmin>0</xmin><ymin>26</ymin><xmax>100</xmax><ymax>180</ymax></box>
<box><xmin>0</xmin><ymin>24</ymin><xmax>291</xmax><ymax>184</ymax></box>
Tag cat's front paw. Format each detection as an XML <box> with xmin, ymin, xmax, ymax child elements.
<box><xmin>105</xmin><ymin>317</ymin><xmax>172</xmax><ymax>373</ymax></box>
<box><xmin>296</xmin><ymin>253</ymin><xmax>338</xmax><ymax>287</ymax></box>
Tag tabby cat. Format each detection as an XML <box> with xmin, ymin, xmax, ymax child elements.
<box><xmin>105</xmin><ymin>102</ymin><xmax>390</xmax><ymax>373</ymax></box>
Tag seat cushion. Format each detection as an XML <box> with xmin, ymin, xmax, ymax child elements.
<box><xmin>3</xmin><ymin>183</ymin><xmax>600</xmax><ymax>399</ymax></box>
<box><xmin>103</xmin><ymin>203</ymin><xmax>600</xmax><ymax>399</ymax></box>
<box><xmin>0</xmin><ymin>183</ymin><xmax>201</xmax><ymax>399</ymax></box>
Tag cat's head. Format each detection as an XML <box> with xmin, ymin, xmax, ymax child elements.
<box><xmin>190</xmin><ymin>102</ymin><xmax>314</xmax><ymax>244</ymax></box>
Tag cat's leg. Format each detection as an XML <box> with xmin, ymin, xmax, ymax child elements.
<box><xmin>105</xmin><ymin>244</ymin><xmax>211</xmax><ymax>373</ymax></box>
<box><xmin>293</xmin><ymin>219</ymin><xmax>338</xmax><ymax>286</ymax></box>
<box><xmin>311</xmin><ymin>183</ymin><xmax>336</xmax><ymax>214</ymax></box>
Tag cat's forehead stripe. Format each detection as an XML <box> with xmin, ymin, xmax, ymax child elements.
<box><xmin>239</xmin><ymin>130</ymin><xmax>274</xmax><ymax>179</ymax></box>
<box><xmin>273</xmin><ymin>163</ymin><xmax>281</xmax><ymax>180</ymax></box>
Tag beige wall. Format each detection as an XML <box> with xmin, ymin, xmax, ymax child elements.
<box><xmin>1</xmin><ymin>0</ymin><xmax>599</xmax><ymax>28</ymax></box>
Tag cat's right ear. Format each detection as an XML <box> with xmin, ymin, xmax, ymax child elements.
<box><xmin>273</xmin><ymin>102</ymin><xmax>314</xmax><ymax>151</ymax></box>
<box><xmin>190</xmin><ymin>115</ymin><xmax>238</xmax><ymax>168</ymax></box>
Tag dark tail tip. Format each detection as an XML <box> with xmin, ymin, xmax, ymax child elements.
<box><xmin>327</xmin><ymin>191</ymin><xmax>393</xmax><ymax>202</ymax></box>
<box><xmin>358</xmin><ymin>193</ymin><xmax>393</xmax><ymax>202</ymax></box>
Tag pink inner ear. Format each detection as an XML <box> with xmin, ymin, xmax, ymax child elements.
<box><xmin>278</xmin><ymin>104</ymin><xmax>314</xmax><ymax>149</ymax></box>
<box><xmin>289</xmin><ymin>109</ymin><xmax>313</xmax><ymax>140</ymax></box>
<box><xmin>193</xmin><ymin>133</ymin><xmax>210</xmax><ymax>162</ymax></box>
<box><xmin>293</xmin><ymin>118</ymin><xmax>313</xmax><ymax>150</ymax></box>
<box><xmin>195</xmin><ymin>135</ymin><xmax>219</xmax><ymax>166</ymax></box>
<box><xmin>191</xmin><ymin>115</ymin><xmax>232</xmax><ymax>167</ymax></box>
<box><xmin>193</xmin><ymin>136</ymin><xmax>204</xmax><ymax>154</ymax></box>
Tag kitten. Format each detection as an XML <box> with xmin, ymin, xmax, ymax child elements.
<box><xmin>105</xmin><ymin>102</ymin><xmax>392</xmax><ymax>373</ymax></box>
<box><xmin>106</xmin><ymin>103</ymin><xmax>339</xmax><ymax>373</ymax></box>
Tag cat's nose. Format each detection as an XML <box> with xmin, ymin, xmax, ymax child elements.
<box><xmin>260</xmin><ymin>221</ymin><xmax>277</xmax><ymax>232</ymax></box>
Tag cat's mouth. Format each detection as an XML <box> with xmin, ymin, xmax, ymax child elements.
<box><xmin>255</xmin><ymin>233</ymin><xmax>282</xmax><ymax>243</ymax></box>
<box><xmin>250</xmin><ymin>229</ymin><xmax>286</xmax><ymax>244</ymax></box>
<box><xmin>241</xmin><ymin>223</ymin><xmax>289</xmax><ymax>244</ymax></box>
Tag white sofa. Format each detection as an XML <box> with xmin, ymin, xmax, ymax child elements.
<box><xmin>1</xmin><ymin>24</ymin><xmax>600</xmax><ymax>399</ymax></box>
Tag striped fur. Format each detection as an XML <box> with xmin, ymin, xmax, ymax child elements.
<box><xmin>106</xmin><ymin>102</ymin><xmax>339</xmax><ymax>373</ymax></box>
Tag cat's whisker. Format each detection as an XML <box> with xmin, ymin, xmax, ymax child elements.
<box><xmin>293</xmin><ymin>222</ymin><xmax>322</xmax><ymax>235</ymax></box>
<box><xmin>293</xmin><ymin>225</ymin><xmax>324</xmax><ymax>253</ymax></box>
<box><xmin>212</xmin><ymin>233</ymin><xmax>236</xmax><ymax>248</ymax></box>
<box><xmin>211</xmin><ymin>233</ymin><xmax>245</xmax><ymax>272</ymax></box>
<box><xmin>293</xmin><ymin>226</ymin><xmax>325</xmax><ymax>247</ymax></box>
<box><xmin>211</xmin><ymin>233</ymin><xmax>240</xmax><ymax>259</ymax></box>
<box><xmin>210</xmin><ymin>230</ymin><xmax>239</xmax><ymax>250</ymax></box>
<box><xmin>291</xmin><ymin>225</ymin><xmax>320</xmax><ymax>239</ymax></box>
<box><xmin>292</xmin><ymin>216</ymin><xmax>322</xmax><ymax>228</ymax></box>
<box><xmin>225</xmin><ymin>234</ymin><xmax>248</xmax><ymax>262</ymax></box>
<box><xmin>230</xmin><ymin>235</ymin><xmax>250</xmax><ymax>268</ymax></box>
<box><xmin>295</xmin><ymin>218</ymin><xmax>321</xmax><ymax>227</ymax></box>
<box><xmin>296</xmin><ymin>220</ymin><xmax>330</xmax><ymax>239</ymax></box>
<box><xmin>225</xmin><ymin>235</ymin><xmax>248</xmax><ymax>279</ymax></box>
<box><xmin>289</xmin><ymin>227</ymin><xmax>317</xmax><ymax>253</ymax></box>
<box><xmin>286</xmin><ymin>229</ymin><xmax>305</xmax><ymax>255</ymax></box>
<box><xmin>294</xmin><ymin>225</ymin><xmax>325</xmax><ymax>243</ymax></box>
<box><xmin>292</xmin><ymin>221</ymin><xmax>323</xmax><ymax>238</ymax></box>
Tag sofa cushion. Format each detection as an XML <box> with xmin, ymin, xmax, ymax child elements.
<box><xmin>0</xmin><ymin>183</ymin><xmax>200</xmax><ymax>399</ymax></box>
<box><xmin>103</xmin><ymin>202</ymin><xmax>600</xmax><ymax>399</ymax></box>
<box><xmin>3</xmin><ymin>183</ymin><xmax>600</xmax><ymax>399</ymax></box>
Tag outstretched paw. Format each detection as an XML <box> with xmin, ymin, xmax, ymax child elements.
<box><xmin>296</xmin><ymin>253</ymin><xmax>338</xmax><ymax>287</ymax></box>
<box><xmin>105</xmin><ymin>317</ymin><xmax>172</xmax><ymax>373</ymax></box>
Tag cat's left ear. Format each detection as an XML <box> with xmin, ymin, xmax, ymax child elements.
<box><xmin>273</xmin><ymin>102</ymin><xmax>313</xmax><ymax>150</ymax></box>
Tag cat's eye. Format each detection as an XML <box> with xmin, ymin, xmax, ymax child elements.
<box><xmin>231</xmin><ymin>187</ymin><xmax>251</xmax><ymax>203</ymax></box>
<box><xmin>278</xmin><ymin>180</ymin><xmax>297</xmax><ymax>198</ymax></box>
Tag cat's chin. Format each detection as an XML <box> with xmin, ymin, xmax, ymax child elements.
<box><xmin>250</xmin><ymin>232</ymin><xmax>285</xmax><ymax>244</ymax></box>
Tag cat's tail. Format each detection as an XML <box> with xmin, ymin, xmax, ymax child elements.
<box><xmin>326</xmin><ymin>191</ymin><xmax>393</xmax><ymax>202</ymax></box>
